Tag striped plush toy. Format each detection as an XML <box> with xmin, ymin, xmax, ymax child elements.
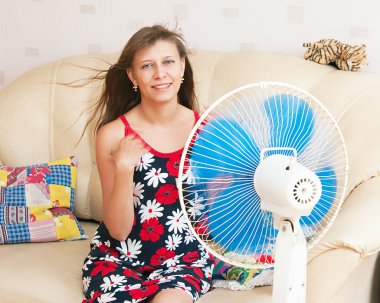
<box><xmin>303</xmin><ymin>39</ymin><xmax>367</xmax><ymax>71</ymax></box>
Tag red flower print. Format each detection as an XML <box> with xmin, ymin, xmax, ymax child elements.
<box><xmin>155</xmin><ymin>184</ymin><xmax>178</xmax><ymax>205</ymax></box>
<box><xmin>181</xmin><ymin>156</ymin><xmax>190</xmax><ymax>176</ymax></box>
<box><xmin>186</xmin><ymin>266</ymin><xmax>204</xmax><ymax>279</ymax></box>
<box><xmin>258</xmin><ymin>254</ymin><xmax>274</xmax><ymax>264</ymax></box>
<box><xmin>183</xmin><ymin>274</ymin><xmax>201</xmax><ymax>291</ymax></box>
<box><xmin>27</xmin><ymin>167</ymin><xmax>50</xmax><ymax>183</ymax></box>
<box><xmin>140</xmin><ymin>217</ymin><xmax>164</xmax><ymax>242</ymax></box>
<box><xmin>194</xmin><ymin>219</ymin><xmax>209</xmax><ymax>236</ymax></box>
<box><xmin>129</xmin><ymin>281</ymin><xmax>159</xmax><ymax>299</ymax></box>
<box><xmin>136</xmin><ymin>265</ymin><xmax>155</xmax><ymax>273</ymax></box>
<box><xmin>98</xmin><ymin>244</ymin><xmax>119</xmax><ymax>258</ymax></box>
<box><xmin>166</xmin><ymin>156</ymin><xmax>180</xmax><ymax>177</ymax></box>
<box><xmin>90</xmin><ymin>260</ymin><xmax>117</xmax><ymax>277</ymax></box>
<box><xmin>151</xmin><ymin>247</ymin><xmax>175</xmax><ymax>266</ymax></box>
<box><xmin>123</xmin><ymin>268</ymin><xmax>142</xmax><ymax>281</ymax></box>
<box><xmin>183</xmin><ymin>251</ymin><xmax>199</xmax><ymax>263</ymax></box>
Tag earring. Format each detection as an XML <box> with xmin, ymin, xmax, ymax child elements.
<box><xmin>181</xmin><ymin>77</ymin><xmax>184</xmax><ymax>83</ymax></box>
<box><xmin>133</xmin><ymin>84</ymin><xmax>138</xmax><ymax>92</ymax></box>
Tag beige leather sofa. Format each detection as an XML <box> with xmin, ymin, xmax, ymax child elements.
<box><xmin>0</xmin><ymin>49</ymin><xmax>379</xmax><ymax>303</ymax></box>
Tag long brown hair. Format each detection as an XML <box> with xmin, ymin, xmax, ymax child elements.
<box><xmin>87</xmin><ymin>24</ymin><xmax>198</xmax><ymax>134</ymax></box>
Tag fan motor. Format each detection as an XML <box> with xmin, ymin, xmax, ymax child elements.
<box><xmin>292</xmin><ymin>177</ymin><xmax>319</xmax><ymax>205</ymax></box>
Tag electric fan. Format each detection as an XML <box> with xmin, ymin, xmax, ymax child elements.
<box><xmin>178</xmin><ymin>82</ymin><xmax>349</xmax><ymax>303</ymax></box>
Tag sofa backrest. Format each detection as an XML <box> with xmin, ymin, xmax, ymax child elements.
<box><xmin>1</xmin><ymin>49</ymin><xmax>380</xmax><ymax>221</ymax></box>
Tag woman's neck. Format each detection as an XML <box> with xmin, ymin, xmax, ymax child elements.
<box><xmin>138</xmin><ymin>101</ymin><xmax>183</xmax><ymax>126</ymax></box>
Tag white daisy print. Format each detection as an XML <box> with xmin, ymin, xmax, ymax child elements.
<box><xmin>147</xmin><ymin>268</ymin><xmax>164</xmax><ymax>280</ymax></box>
<box><xmin>117</xmin><ymin>239</ymin><xmax>142</xmax><ymax>261</ymax></box>
<box><xmin>188</xmin><ymin>192</ymin><xmax>205</xmax><ymax>219</ymax></box>
<box><xmin>144</xmin><ymin>168</ymin><xmax>168</xmax><ymax>188</ymax></box>
<box><xmin>192</xmin><ymin>257</ymin><xmax>208</xmax><ymax>267</ymax></box>
<box><xmin>138</xmin><ymin>199</ymin><xmax>163</xmax><ymax>222</ymax></box>
<box><xmin>203</xmin><ymin>265</ymin><xmax>213</xmax><ymax>279</ymax></box>
<box><xmin>100</xmin><ymin>274</ymin><xmax>127</xmax><ymax>292</ymax></box>
<box><xmin>97</xmin><ymin>292</ymin><xmax>117</xmax><ymax>303</ymax></box>
<box><xmin>201</xmin><ymin>280</ymin><xmax>211</xmax><ymax>294</ymax></box>
<box><xmin>165</xmin><ymin>234</ymin><xmax>183</xmax><ymax>251</ymax></box>
<box><xmin>133</xmin><ymin>182</ymin><xmax>144</xmax><ymax>207</ymax></box>
<box><xmin>157</xmin><ymin>275</ymin><xmax>176</xmax><ymax>284</ymax></box>
<box><xmin>164</xmin><ymin>264</ymin><xmax>186</xmax><ymax>274</ymax></box>
<box><xmin>136</xmin><ymin>152</ymin><xmax>155</xmax><ymax>171</ymax></box>
<box><xmin>184</xmin><ymin>230</ymin><xmax>196</xmax><ymax>244</ymax></box>
<box><xmin>82</xmin><ymin>276</ymin><xmax>91</xmax><ymax>292</ymax></box>
<box><xmin>181</xmin><ymin>166</ymin><xmax>195</xmax><ymax>185</ymax></box>
<box><xmin>166</xmin><ymin>209</ymin><xmax>188</xmax><ymax>234</ymax></box>
<box><xmin>91</xmin><ymin>232</ymin><xmax>101</xmax><ymax>246</ymax></box>
<box><xmin>82</xmin><ymin>257</ymin><xmax>94</xmax><ymax>271</ymax></box>
<box><xmin>174</xmin><ymin>281</ymin><xmax>193</xmax><ymax>295</ymax></box>
<box><xmin>164</xmin><ymin>253</ymin><xmax>183</xmax><ymax>267</ymax></box>
<box><xmin>115</xmin><ymin>282</ymin><xmax>140</xmax><ymax>294</ymax></box>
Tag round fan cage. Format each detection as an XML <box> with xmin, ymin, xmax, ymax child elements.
<box><xmin>178</xmin><ymin>82</ymin><xmax>349</xmax><ymax>269</ymax></box>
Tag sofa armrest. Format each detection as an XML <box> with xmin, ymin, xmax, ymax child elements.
<box><xmin>309</xmin><ymin>176</ymin><xmax>380</xmax><ymax>261</ymax></box>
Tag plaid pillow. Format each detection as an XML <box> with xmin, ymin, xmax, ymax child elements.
<box><xmin>0</xmin><ymin>156</ymin><xmax>87</xmax><ymax>244</ymax></box>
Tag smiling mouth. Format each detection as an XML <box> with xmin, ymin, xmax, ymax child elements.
<box><xmin>152</xmin><ymin>83</ymin><xmax>172</xmax><ymax>89</ymax></box>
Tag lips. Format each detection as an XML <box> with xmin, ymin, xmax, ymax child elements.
<box><xmin>152</xmin><ymin>83</ymin><xmax>172</xmax><ymax>89</ymax></box>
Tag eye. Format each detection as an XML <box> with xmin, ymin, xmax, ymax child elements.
<box><xmin>142</xmin><ymin>63</ymin><xmax>153</xmax><ymax>69</ymax></box>
<box><xmin>164</xmin><ymin>59</ymin><xmax>175</xmax><ymax>65</ymax></box>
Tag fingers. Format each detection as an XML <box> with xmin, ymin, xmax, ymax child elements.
<box><xmin>125</xmin><ymin>133</ymin><xmax>150</xmax><ymax>152</ymax></box>
<box><xmin>111</xmin><ymin>134</ymin><xmax>150</xmax><ymax>170</ymax></box>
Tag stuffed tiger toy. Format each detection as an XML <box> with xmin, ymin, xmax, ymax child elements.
<box><xmin>303</xmin><ymin>39</ymin><xmax>367</xmax><ymax>71</ymax></box>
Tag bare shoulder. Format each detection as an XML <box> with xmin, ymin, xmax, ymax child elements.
<box><xmin>96</xmin><ymin>118</ymin><xmax>125</xmax><ymax>154</ymax></box>
<box><xmin>178</xmin><ymin>105</ymin><xmax>197</xmax><ymax>126</ymax></box>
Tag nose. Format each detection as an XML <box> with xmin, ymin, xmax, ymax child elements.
<box><xmin>153</xmin><ymin>64</ymin><xmax>166</xmax><ymax>79</ymax></box>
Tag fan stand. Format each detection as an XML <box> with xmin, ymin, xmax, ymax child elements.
<box><xmin>272</xmin><ymin>217</ymin><xmax>307</xmax><ymax>303</ymax></box>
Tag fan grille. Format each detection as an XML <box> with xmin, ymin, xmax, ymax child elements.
<box><xmin>178</xmin><ymin>82</ymin><xmax>348</xmax><ymax>269</ymax></box>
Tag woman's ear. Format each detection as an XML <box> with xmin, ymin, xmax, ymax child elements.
<box><xmin>126</xmin><ymin>69</ymin><xmax>136</xmax><ymax>86</ymax></box>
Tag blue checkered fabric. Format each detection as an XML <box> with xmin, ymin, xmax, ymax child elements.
<box><xmin>5</xmin><ymin>223</ymin><xmax>30</xmax><ymax>243</ymax></box>
<box><xmin>0</xmin><ymin>205</ymin><xmax>4</xmax><ymax>224</ymax></box>
<box><xmin>4</xmin><ymin>186</ymin><xmax>26</xmax><ymax>206</ymax></box>
<box><xmin>70</xmin><ymin>189</ymin><xmax>75</xmax><ymax>211</ymax></box>
<box><xmin>49</xmin><ymin>165</ymin><xmax>71</xmax><ymax>187</ymax></box>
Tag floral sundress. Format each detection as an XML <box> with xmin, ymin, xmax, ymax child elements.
<box><xmin>82</xmin><ymin>113</ymin><xmax>214</xmax><ymax>303</ymax></box>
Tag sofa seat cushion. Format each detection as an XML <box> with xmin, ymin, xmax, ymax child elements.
<box><xmin>0</xmin><ymin>220</ymin><xmax>274</xmax><ymax>303</ymax></box>
<box><xmin>0</xmin><ymin>221</ymin><xmax>97</xmax><ymax>303</ymax></box>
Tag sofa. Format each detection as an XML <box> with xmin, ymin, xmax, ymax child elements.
<box><xmin>0</xmin><ymin>49</ymin><xmax>379</xmax><ymax>303</ymax></box>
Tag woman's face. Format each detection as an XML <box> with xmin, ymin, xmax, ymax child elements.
<box><xmin>127</xmin><ymin>39</ymin><xmax>185</xmax><ymax>106</ymax></box>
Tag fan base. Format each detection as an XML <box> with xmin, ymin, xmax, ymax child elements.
<box><xmin>272</xmin><ymin>219</ymin><xmax>307</xmax><ymax>303</ymax></box>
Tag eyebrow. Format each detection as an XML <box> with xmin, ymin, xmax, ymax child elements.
<box><xmin>139</xmin><ymin>56</ymin><xmax>175</xmax><ymax>64</ymax></box>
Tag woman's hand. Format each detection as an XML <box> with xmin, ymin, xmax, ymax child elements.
<box><xmin>111</xmin><ymin>134</ymin><xmax>149</xmax><ymax>171</ymax></box>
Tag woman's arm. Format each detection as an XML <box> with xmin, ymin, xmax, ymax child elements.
<box><xmin>96</xmin><ymin>122</ymin><xmax>148</xmax><ymax>241</ymax></box>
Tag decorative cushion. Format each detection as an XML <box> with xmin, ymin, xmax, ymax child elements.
<box><xmin>0</xmin><ymin>156</ymin><xmax>87</xmax><ymax>244</ymax></box>
<box><xmin>212</xmin><ymin>258</ymin><xmax>274</xmax><ymax>290</ymax></box>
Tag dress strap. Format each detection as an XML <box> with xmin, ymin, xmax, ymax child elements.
<box><xmin>119</xmin><ymin>115</ymin><xmax>131</xmax><ymax>136</ymax></box>
<box><xmin>194</xmin><ymin>111</ymin><xmax>200</xmax><ymax>124</ymax></box>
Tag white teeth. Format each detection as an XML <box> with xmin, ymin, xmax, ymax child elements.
<box><xmin>153</xmin><ymin>84</ymin><xmax>171</xmax><ymax>89</ymax></box>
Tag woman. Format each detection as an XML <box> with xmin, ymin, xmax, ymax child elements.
<box><xmin>82</xmin><ymin>25</ymin><xmax>214</xmax><ymax>303</ymax></box>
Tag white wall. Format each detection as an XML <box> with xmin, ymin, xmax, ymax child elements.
<box><xmin>0</xmin><ymin>0</ymin><xmax>379</xmax><ymax>88</ymax></box>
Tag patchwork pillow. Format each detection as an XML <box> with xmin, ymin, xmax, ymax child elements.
<box><xmin>212</xmin><ymin>258</ymin><xmax>274</xmax><ymax>290</ymax></box>
<box><xmin>0</xmin><ymin>156</ymin><xmax>87</xmax><ymax>244</ymax></box>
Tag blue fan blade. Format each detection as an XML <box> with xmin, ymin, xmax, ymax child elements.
<box><xmin>191</xmin><ymin>117</ymin><xmax>260</xmax><ymax>180</ymax></box>
<box><xmin>264</xmin><ymin>94</ymin><xmax>314</xmax><ymax>155</ymax></box>
<box><xmin>302</xmin><ymin>165</ymin><xmax>337</xmax><ymax>225</ymax></box>
<box><xmin>208</xmin><ymin>181</ymin><xmax>277</xmax><ymax>254</ymax></box>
